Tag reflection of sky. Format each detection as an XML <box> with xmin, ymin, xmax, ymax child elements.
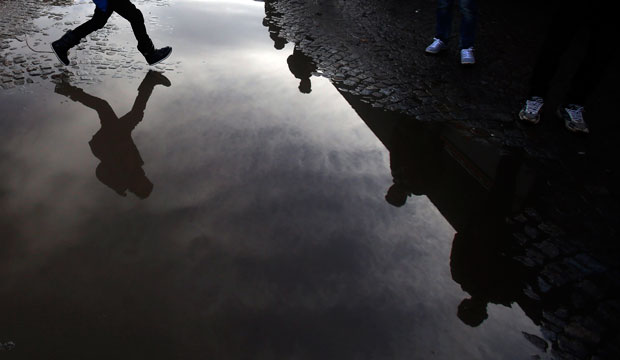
<box><xmin>0</xmin><ymin>1</ymin><xmax>543</xmax><ymax>359</ymax></box>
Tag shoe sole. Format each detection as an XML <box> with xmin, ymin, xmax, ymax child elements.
<box><xmin>148</xmin><ymin>48</ymin><xmax>172</xmax><ymax>66</ymax></box>
<box><xmin>50</xmin><ymin>43</ymin><xmax>70</xmax><ymax>66</ymax></box>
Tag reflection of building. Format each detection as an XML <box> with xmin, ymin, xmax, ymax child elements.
<box><xmin>335</xmin><ymin>88</ymin><xmax>620</xmax><ymax>359</ymax></box>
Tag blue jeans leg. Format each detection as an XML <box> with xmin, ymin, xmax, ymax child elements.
<box><xmin>458</xmin><ymin>0</ymin><xmax>477</xmax><ymax>49</ymax></box>
<box><xmin>435</xmin><ymin>0</ymin><xmax>454</xmax><ymax>42</ymax></box>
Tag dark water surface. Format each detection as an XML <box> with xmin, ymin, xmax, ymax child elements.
<box><xmin>1</xmin><ymin>1</ymin><xmax>544</xmax><ymax>359</ymax></box>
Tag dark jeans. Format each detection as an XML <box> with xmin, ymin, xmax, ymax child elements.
<box><xmin>528</xmin><ymin>4</ymin><xmax>611</xmax><ymax>105</ymax></box>
<box><xmin>72</xmin><ymin>0</ymin><xmax>153</xmax><ymax>54</ymax></box>
<box><xmin>435</xmin><ymin>0</ymin><xmax>477</xmax><ymax>49</ymax></box>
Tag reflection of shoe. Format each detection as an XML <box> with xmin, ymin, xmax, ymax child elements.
<box><xmin>149</xmin><ymin>70</ymin><xmax>172</xmax><ymax>87</ymax></box>
<box><xmin>143</xmin><ymin>46</ymin><xmax>172</xmax><ymax>66</ymax></box>
<box><xmin>425</xmin><ymin>38</ymin><xmax>446</xmax><ymax>54</ymax></box>
<box><xmin>139</xmin><ymin>70</ymin><xmax>171</xmax><ymax>91</ymax></box>
<box><xmin>460</xmin><ymin>47</ymin><xmax>475</xmax><ymax>65</ymax></box>
<box><xmin>558</xmin><ymin>104</ymin><xmax>589</xmax><ymax>134</ymax></box>
<box><xmin>519</xmin><ymin>96</ymin><xmax>544</xmax><ymax>124</ymax></box>
<box><xmin>54</xmin><ymin>81</ymin><xmax>80</xmax><ymax>97</ymax></box>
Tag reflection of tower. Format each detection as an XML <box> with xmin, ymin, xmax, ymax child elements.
<box><xmin>54</xmin><ymin>71</ymin><xmax>171</xmax><ymax>198</ymax></box>
<box><xmin>287</xmin><ymin>45</ymin><xmax>317</xmax><ymax>94</ymax></box>
<box><xmin>261</xmin><ymin>0</ymin><xmax>288</xmax><ymax>50</ymax></box>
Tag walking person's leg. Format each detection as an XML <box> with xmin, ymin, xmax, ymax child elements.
<box><xmin>112</xmin><ymin>0</ymin><xmax>172</xmax><ymax>65</ymax></box>
<box><xmin>51</xmin><ymin>7</ymin><xmax>113</xmax><ymax>65</ymax></box>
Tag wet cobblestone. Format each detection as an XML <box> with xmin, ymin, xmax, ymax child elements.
<box><xmin>261</xmin><ymin>1</ymin><xmax>620</xmax><ymax>359</ymax></box>
<box><xmin>0</xmin><ymin>0</ymin><xmax>176</xmax><ymax>90</ymax></box>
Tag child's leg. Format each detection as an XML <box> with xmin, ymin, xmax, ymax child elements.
<box><xmin>71</xmin><ymin>7</ymin><xmax>113</xmax><ymax>43</ymax></box>
<box><xmin>51</xmin><ymin>7</ymin><xmax>113</xmax><ymax>65</ymax></box>
<box><xmin>111</xmin><ymin>0</ymin><xmax>154</xmax><ymax>54</ymax></box>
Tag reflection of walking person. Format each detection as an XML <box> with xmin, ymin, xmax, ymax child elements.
<box><xmin>54</xmin><ymin>71</ymin><xmax>171</xmax><ymax>198</ymax></box>
<box><xmin>518</xmin><ymin>1</ymin><xmax>610</xmax><ymax>134</ymax></box>
<box><xmin>425</xmin><ymin>0</ymin><xmax>477</xmax><ymax>65</ymax></box>
<box><xmin>51</xmin><ymin>0</ymin><xmax>172</xmax><ymax>66</ymax></box>
<box><xmin>287</xmin><ymin>45</ymin><xmax>317</xmax><ymax>94</ymax></box>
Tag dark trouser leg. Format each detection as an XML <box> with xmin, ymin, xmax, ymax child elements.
<box><xmin>528</xmin><ymin>9</ymin><xmax>578</xmax><ymax>98</ymax></box>
<box><xmin>458</xmin><ymin>0</ymin><xmax>477</xmax><ymax>49</ymax></box>
<box><xmin>111</xmin><ymin>0</ymin><xmax>154</xmax><ymax>54</ymax></box>
<box><xmin>565</xmin><ymin>22</ymin><xmax>612</xmax><ymax>105</ymax></box>
<box><xmin>70</xmin><ymin>7</ymin><xmax>113</xmax><ymax>47</ymax></box>
<box><xmin>435</xmin><ymin>0</ymin><xmax>454</xmax><ymax>43</ymax></box>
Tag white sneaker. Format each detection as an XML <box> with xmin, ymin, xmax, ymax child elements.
<box><xmin>425</xmin><ymin>38</ymin><xmax>446</xmax><ymax>54</ymax></box>
<box><xmin>460</xmin><ymin>47</ymin><xmax>475</xmax><ymax>65</ymax></box>
<box><xmin>519</xmin><ymin>96</ymin><xmax>544</xmax><ymax>124</ymax></box>
<box><xmin>557</xmin><ymin>104</ymin><xmax>589</xmax><ymax>134</ymax></box>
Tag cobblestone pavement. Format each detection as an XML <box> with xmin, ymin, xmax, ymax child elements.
<box><xmin>1</xmin><ymin>1</ymin><xmax>620</xmax><ymax>359</ymax></box>
<box><xmin>0</xmin><ymin>0</ymin><xmax>176</xmax><ymax>88</ymax></box>
<box><xmin>263</xmin><ymin>1</ymin><xmax>620</xmax><ymax>359</ymax></box>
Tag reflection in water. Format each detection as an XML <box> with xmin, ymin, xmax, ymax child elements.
<box><xmin>449</xmin><ymin>153</ymin><xmax>542</xmax><ymax>327</ymax></box>
<box><xmin>54</xmin><ymin>71</ymin><xmax>171</xmax><ymax>198</ymax></box>
<box><xmin>335</xmin><ymin>88</ymin><xmax>544</xmax><ymax>328</ymax></box>
<box><xmin>287</xmin><ymin>45</ymin><xmax>318</xmax><ymax>94</ymax></box>
<box><xmin>261</xmin><ymin>0</ymin><xmax>288</xmax><ymax>50</ymax></box>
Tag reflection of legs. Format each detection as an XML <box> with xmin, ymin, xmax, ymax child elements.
<box><xmin>435</xmin><ymin>0</ymin><xmax>454</xmax><ymax>42</ymax></box>
<box><xmin>123</xmin><ymin>71</ymin><xmax>171</xmax><ymax>129</ymax></box>
<box><xmin>111</xmin><ymin>0</ymin><xmax>154</xmax><ymax>54</ymax></box>
<box><xmin>54</xmin><ymin>83</ymin><xmax>116</xmax><ymax>123</ymax></box>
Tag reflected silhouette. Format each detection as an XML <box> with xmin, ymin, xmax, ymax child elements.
<box><xmin>334</xmin><ymin>88</ymin><xmax>543</xmax><ymax>328</ymax></box>
<box><xmin>450</xmin><ymin>153</ymin><xmax>541</xmax><ymax>327</ymax></box>
<box><xmin>261</xmin><ymin>0</ymin><xmax>288</xmax><ymax>50</ymax></box>
<box><xmin>54</xmin><ymin>71</ymin><xmax>171</xmax><ymax>198</ymax></box>
<box><xmin>287</xmin><ymin>45</ymin><xmax>317</xmax><ymax>94</ymax></box>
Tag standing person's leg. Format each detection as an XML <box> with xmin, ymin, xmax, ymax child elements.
<box><xmin>426</xmin><ymin>0</ymin><xmax>454</xmax><ymax>54</ymax></box>
<box><xmin>435</xmin><ymin>0</ymin><xmax>455</xmax><ymax>43</ymax></box>
<box><xmin>519</xmin><ymin>7</ymin><xmax>577</xmax><ymax>124</ymax></box>
<box><xmin>458</xmin><ymin>0</ymin><xmax>477</xmax><ymax>49</ymax></box>
<box><xmin>559</xmin><ymin>11</ymin><xmax>611</xmax><ymax>133</ymax></box>
<box><xmin>51</xmin><ymin>7</ymin><xmax>113</xmax><ymax>65</ymax></box>
<box><xmin>112</xmin><ymin>0</ymin><xmax>172</xmax><ymax>65</ymax></box>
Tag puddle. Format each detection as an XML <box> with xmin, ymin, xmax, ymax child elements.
<box><xmin>0</xmin><ymin>1</ymin><xmax>548</xmax><ymax>359</ymax></box>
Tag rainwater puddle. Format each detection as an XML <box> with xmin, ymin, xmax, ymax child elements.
<box><xmin>1</xmin><ymin>1</ymin><xmax>546</xmax><ymax>359</ymax></box>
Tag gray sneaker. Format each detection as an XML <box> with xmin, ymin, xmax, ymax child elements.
<box><xmin>460</xmin><ymin>47</ymin><xmax>475</xmax><ymax>65</ymax></box>
<box><xmin>425</xmin><ymin>38</ymin><xmax>446</xmax><ymax>54</ymax></box>
<box><xmin>519</xmin><ymin>96</ymin><xmax>544</xmax><ymax>124</ymax></box>
<box><xmin>557</xmin><ymin>104</ymin><xmax>589</xmax><ymax>134</ymax></box>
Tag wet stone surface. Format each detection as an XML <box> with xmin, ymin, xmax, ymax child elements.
<box><xmin>1</xmin><ymin>1</ymin><xmax>620</xmax><ymax>360</ymax></box>
<box><xmin>261</xmin><ymin>1</ymin><xmax>620</xmax><ymax>360</ymax></box>
<box><xmin>0</xmin><ymin>0</ymin><xmax>175</xmax><ymax>89</ymax></box>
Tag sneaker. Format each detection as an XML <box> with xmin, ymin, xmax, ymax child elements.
<box><xmin>425</xmin><ymin>38</ymin><xmax>446</xmax><ymax>54</ymax></box>
<box><xmin>518</xmin><ymin>96</ymin><xmax>544</xmax><ymax>124</ymax></box>
<box><xmin>460</xmin><ymin>47</ymin><xmax>475</xmax><ymax>65</ymax></box>
<box><xmin>557</xmin><ymin>104</ymin><xmax>589</xmax><ymax>134</ymax></box>
<box><xmin>143</xmin><ymin>46</ymin><xmax>172</xmax><ymax>66</ymax></box>
<box><xmin>51</xmin><ymin>31</ymin><xmax>78</xmax><ymax>66</ymax></box>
